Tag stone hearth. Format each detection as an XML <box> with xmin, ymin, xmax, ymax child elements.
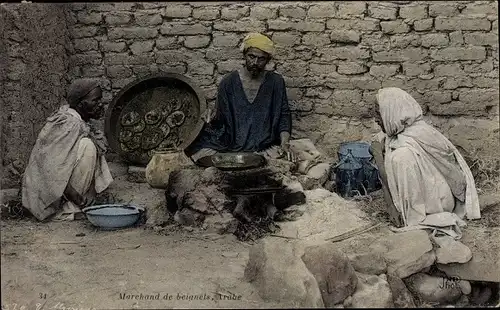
<box><xmin>165</xmin><ymin>161</ymin><xmax>307</xmax><ymax>240</ymax></box>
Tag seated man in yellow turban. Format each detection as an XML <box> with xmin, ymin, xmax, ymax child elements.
<box><xmin>185</xmin><ymin>33</ymin><xmax>331</xmax><ymax>222</ymax></box>
<box><xmin>185</xmin><ymin>33</ymin><xmax>296</xmax><ymax>162</ymax></box>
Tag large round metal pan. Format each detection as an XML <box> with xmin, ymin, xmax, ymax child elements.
<box><xmin>104</xmin><ymin>73</ymin><xmax>206</xmax><ymax>165</ymax></box>
<box><xmin>196</xmin><ymin>153</ymin><xmax>267</xmax><ymax>171</ymax></box>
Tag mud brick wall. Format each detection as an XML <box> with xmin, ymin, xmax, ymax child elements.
<box><xmin>66</xmin><ymin>1</ymin><xmax>499</xmax><ymax>160</ymax></box>
<box><xmin>0</xmin><ymin>3</ymin><xmax>72</xmax><ymax>188</ymax></box>
<box><xmin>2</xmin><ymin>1</ymin><xmax>499</xmax><ymax>188</ymax></box>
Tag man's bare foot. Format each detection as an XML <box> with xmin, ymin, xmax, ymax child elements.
<box><xmin>233</xmin><ymin>196</ymin><xmax>251</xmax><ymax>223</ymax></box>
<box><xmin>265</xmin><ymin>204</ymin><xmax>277</xmax><ymax>220</ymax></box>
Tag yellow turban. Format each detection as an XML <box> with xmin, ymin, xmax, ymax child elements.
<box><xmin>240</xmin><ymin>33</ymin><xmax>275</xmax><ymax>56</ymax></box>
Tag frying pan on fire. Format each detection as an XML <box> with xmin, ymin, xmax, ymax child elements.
<box><xmin>196</xmin><ymin>152</ymin><xmax>267</xmax><ymax>171</ymax></box>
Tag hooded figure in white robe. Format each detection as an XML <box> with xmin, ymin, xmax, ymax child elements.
<box><xmin>374</xmin><ymin>87</ymin><xmax>480</xmax><ymax>239</ymax></box>
<box><xmin>22</xmin><ymin>79</ymin><xmax>113</xmax><ymax>221</ymax></box>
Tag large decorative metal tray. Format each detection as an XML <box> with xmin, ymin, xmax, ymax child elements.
<box><xmin>105</xmin><ymin>73</ymin><xmax>206</xmax><ymax>165</ymax></box>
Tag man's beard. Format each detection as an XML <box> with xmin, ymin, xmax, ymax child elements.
<box><xmin>249</xmin><ymin>67</ymin><xmax>261</xmax><ymax>77</ymax></box>
<box><xmin>88</xmin><ymin>107</ymin><xmax>104</xmax><ymax>120</ymax></box>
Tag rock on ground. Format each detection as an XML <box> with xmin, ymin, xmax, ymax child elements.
<box><xmin>386</xmin><ymin>273</ymin><xmax>417</xmax><ymax>308</ymax></box>
<box><xmin>127</xmin><ymin>165</ymin><xmax>147</xmax><ymax>183</ymax></box>
<box><xmin>174</xmin><ymin>207</ymin><xmax>205</xmax><ymax>226</ymax></box>
<box><xmin>107</xmin><ymin>160</ymin><xmax>128</xmax><ymax>178</ymax></box>
<box><xmin>369</xmin><ymin>230</ymin><xmax>436</xmax><ymax>278</ymax></box>
<box><xmin>102</xmin><ymin>174</ymin><xmax>165</xmax><ymax>215</ymax></box>
<box><xmin>200</xmin><ymin>166</ymin><xmax>224</xmax><ymax>183</ymax></box>
<box><xmin>405</xmin><ymin>273</ymin><xmax>462</xmax><ymax>304</ymax></box>
<box><xmin>479</xmin><ymin>192</ymin><xmax>500</xmax><ymax>211</ymax></box>
<box><xmin>301</xmin><ymin>243</ymin><xmax>358</xmax><ymax>306</ymax></box>
<box><xmin>266</xmin><ymin>158</ymin><xmax>295</xmax><ymax>176</ymax></box>
<box><xmin>343</xmin><ymin>273</ymin><xmax>394</xmax><ymax>308</ymax></box>
<box><xmin>167</xmin><ymin>168</ymin><xmax>204</xmax><ymax>212</ymax></box>
<box><xmin>274</xmin><ymin>189</ymin><xmax>371</xmax><ymax>242</ymax></box>
<box><xmin>203</xmin><ymin>211</ymin><xmax>239</xmax><ymax>234</ymax></box>
<box><xmin>244</xmin><ymin>239</ymin><xmax>324</xmax><ymax>308</ymax></box>
<box><xmin>145</xmin><ymin>201</ymin><xmax>170</xmax><ymax>227</ymax></box>
<box><xmin>297</xmin><ymin>175</ymin><xmax>324</xmax><ymax>190</ymax></box>
<box><xmin>166</xmin><ymin>167</ymin><xmax>232</xmax><ymax>230</ymax></box>
<box><xmin>306</xmin><ymin>162</ymin><xmax>330</xmax><ymax>183</ymax></box>
<box><xmin>437</xmin><ymin>226</ymin><xmax>500</xmax><ymax>282</ymax></box>
<box><xmin>348</xmin><ymin>252</ymin><xmax>387</xmax><ymax>275</ymax></box>
<box><xmin>329</xmin><ymin>225</ymin><xmax>396</xmax><ymax>257</ymax></box>
<box><xmin>0</xmin><ymin>188</ymin><xmax>20</xmax><ymax>204</ymax></box>
<box><xmin>459</xmin><ymin>280</ymin><xmax>472</xmax><ymax>295</ymax></box>
<box><xmin>432</xmin><ymin>235</ymin><xmax>472</xmax><ymax>264</ymax></box>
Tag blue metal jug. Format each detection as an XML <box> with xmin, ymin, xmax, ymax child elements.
<box><xmin>331</xmin><ymin>142</ymin><xmax>382</xmax><ymax>197</ymax></box>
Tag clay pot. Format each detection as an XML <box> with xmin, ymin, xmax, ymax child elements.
<box><xmin>145</xmin><ymin>150</ymin><xmax>189</xmax><ymax>189</ymax></box>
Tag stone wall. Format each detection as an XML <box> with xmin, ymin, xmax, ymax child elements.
<box><xmin>0</xmin><ymin>3</ymin><xmax>72</xmax><ymax>188</ymax></box>
<box><xmin>66</xmin><ymin>1</ymin><xmax>499</xmax><ymax>160</ymax></box>
<box><xmin>1</xmin><ymin>1</ymin><xmax>499</xmax><ymax>188</ymax></box>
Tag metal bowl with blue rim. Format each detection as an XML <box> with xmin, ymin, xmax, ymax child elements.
<box><xmin>82</xmin><ymin>204</ymin><xmax>144</xmax><ymax>230</ymax></box>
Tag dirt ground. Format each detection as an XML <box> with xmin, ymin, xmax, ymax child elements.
<box><xmin>2</xmin><ymin>164</ymin><xmax>498</xmax><ymax>310</ymax></box>
<box><xmin>1</xmin><ymin>169</ymin><xmax>283</xmax><ymax>310</ymax></box>
<box><xmin>1</xmin><ymin>218</ymin><xmax>283</xmax><ymax>310</ymax></box>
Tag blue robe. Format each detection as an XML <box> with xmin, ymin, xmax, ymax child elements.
<box><xmin>186</xmin><ymin>70</ymin><xmax>292</xmax><ymax>156</ymax></box>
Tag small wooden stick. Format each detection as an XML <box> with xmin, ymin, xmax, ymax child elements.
<box><xmin>115</xmin><ymin>244</ymin><xmax>141</xmax><ymax>250</ymax></box>
<box><xmin>51</xmin><ymin>241</ymin><xmax>81</xmax><ymax>245</ymax></box>
<box><xmin>325</xmin><ymin>223</ymin><xmax>382</xmax><ymax>242</ymax></box>
<box><xmin>270</xmin><ymin>234</ymin><xmax>298</xmax><ymax>240</ymax></box>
